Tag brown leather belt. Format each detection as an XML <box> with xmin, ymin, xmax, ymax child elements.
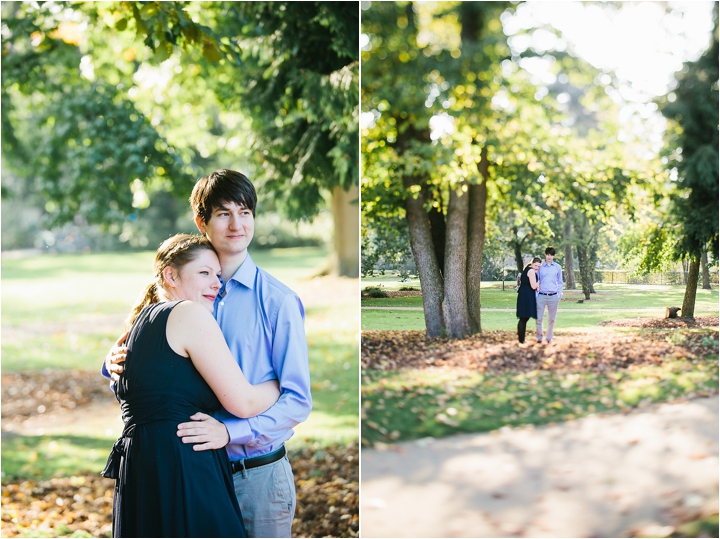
<box><xmin>230</xmin><ymin>445</ymin><xmax>286</xmax><ymax>474</ymax></box>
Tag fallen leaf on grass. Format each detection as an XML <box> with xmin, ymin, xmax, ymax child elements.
<box><xmin>361</xmin><ymin>328</ymin><xmax>719</xmax><ymax>376</ymax></box>
<box><xmin>1</xmin><ymin>443</ymin><xmax>358</xmax><ymax>538</ymax></box>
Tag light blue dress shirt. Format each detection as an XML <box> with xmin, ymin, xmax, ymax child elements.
<box><xmin>212</xmin><ymin>254</ymin><xmax>312</xmax><ymax>460</ymax></box>
<box><xmin>101</xmin><ymin>254</ymin><xmax>312</xmax><ymax>460</ymax></box>
<box><xmin>537</xmin><ymin>260</ymin><xmax>563</xmax><ymax>297</ymax></box>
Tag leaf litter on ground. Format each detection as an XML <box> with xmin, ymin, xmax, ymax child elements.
<box><xmin>1</xmin><ymin>371</ymin><xmax>358</xmax><ymax>538</ymax></box>
<box><xmin>361</xmin><ymin>320</ymin><xmax>719</xmax><ymax>539</ymax></box>
<box><xmin>1</xmin><ymin>443</ymin><xmax>358</xmax><ymax>538</ymax></box>
<box><xmin>362</xmin><ymin>322</ymin><xmax>718</xmax><ymax>374</ymax></box>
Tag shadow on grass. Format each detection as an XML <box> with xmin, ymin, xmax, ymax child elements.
<box><xmin>1</xmin><ymin>433</ymin><xmax>115</xmax><ymax>481</ymax></box>
<box><xmin>361</xmin><ymin>358</ymin><xmax>719</xmax><ymax>446</ymax></box>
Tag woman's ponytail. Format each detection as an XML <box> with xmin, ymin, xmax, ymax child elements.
<box><xmin>125</xmin><ymin>282</ymin><xmax>160</xmax><ymax>328</ymax></box>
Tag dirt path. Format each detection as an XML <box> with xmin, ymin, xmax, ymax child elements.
<box><xmin>361</xmin><ymin>396</ymin><xmax>718</xmax><ymax>538</ymax></box>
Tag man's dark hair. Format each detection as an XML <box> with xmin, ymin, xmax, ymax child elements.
<box><xmin>190</xmin><ymin>169</ymin><xmax>257</xmax><ymax>223</ymax></box>
<box><xmin>545</xmin><ymin>247</ymin><xmax>556</xmax><ymax>256</ymax></box>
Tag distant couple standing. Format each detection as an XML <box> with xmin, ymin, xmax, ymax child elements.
<box><xmin>101</xmin><ymin>169</ymin><xmax>312</xmax><ymax>537</ymax></box>
<box><xmin>516</xmin><ymin>247</ymin><xmax>564</xmax><ymax>344</ymax></box>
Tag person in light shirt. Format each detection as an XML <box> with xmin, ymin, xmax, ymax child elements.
<box><xmin>105</xmin><ymin>170</ymin><xmax>312</xmax><ymax>537</ymax></box>
<box><xmin>536</xmin><ymin>246</ymin><xmax>563</xmax><ymax>344</ymax></box>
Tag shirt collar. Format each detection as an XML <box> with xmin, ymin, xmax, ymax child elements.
<box><xmin>227</xmin><ymin>253</ymin><xmax>257</xmax><ymax>290</ymax></box>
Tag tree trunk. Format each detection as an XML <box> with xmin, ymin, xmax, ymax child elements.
<box><xmin>330</xmin><ymin>185</ymin><xmax>359</xmax><ymax>277</ymax></box>
<box><xmin>681</xmin><ymin>257</ymin><xmax>700</xmax><ymax>318</ymax></box>
<box><xmin>573</xmin><ymin>212</ymin><xmax>598</xmax><ymax>299</ymax></box>
<box><xmin>442</xmin><ymin>184</ymin><xmax>471</xmax><ymax>339</ymax></box>
<box><xmin>701</xmin><ymin>251</ymin><xmax>711</xmax><ymax>290</ymax></box>
<box><xmin>466</xmin><ymin>148</ymin><xmax>488</xmax><ymax>334</ymax></box>
<box><xmin>563</xmin><ymin>220</ymin><xmax>575</xmax><ymax>290</ymax></box>
<box><xmin>512</xmin><ymin>233</ymin><xmax>524</xmax><ymax>273</ymax></box>
<box><xmin>404</xmin><ymin>180</ymin><xmax>445</xmax><ymax>337</ymax></box>
<box><xmin>576</xmin><ymin>244</ymin><xmax>592</xmax><ymax>300</ymax></box>
<box><xmin>588</xmin><ymin>246</ymin><xmax>598</xmax><ymax>294</ymax></box>
<box><xmin>425</xmin><ymin>186</ymin><xmax>446</xmax><ymax>276</ymax></box>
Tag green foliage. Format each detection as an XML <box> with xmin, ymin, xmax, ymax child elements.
<box><xmin>361</xmin><ymin>286</ymin><xmax>389</xmax><ymax>299</ymax></box>
<box><xmin>1</xmin><ymin>3</ymin><xmax>193</xmax><ymax>231</ymax></box>
<box><xmin>659</xmin><ymin>11</ymin><xmax>719</xmax><ymax>260</ymax></box>
<box><xmin>1</xmin><ymin>1</ymin><xmax>358</xmax><ymax>252</ymax></box>
<box><xmin>672</xmin><ymin>514</ymin><xmax>719</xmax><ymax>538</ymax></box>
<box><xmin>112</xmin><ymin>1</ymin><xmax>359</xmax><ymax>220</ymax></box>
<box><xmin>361</xmin><ymin>213</ymin><xmax>413</xmax><ymax>277</ymax></box>
<box><xmin>361</xmin><ymin>2</ymin><xmax>646</xmax><ymax>306</ymax></box>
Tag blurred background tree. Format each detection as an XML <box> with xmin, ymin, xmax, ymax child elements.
<box><xmin>361</xmin><ymin>2</ymin><xmax>717</xmax><ymax>337</ymax></box>
<box><xmin>625</xmin><ymin>4</ymin><xmax>719</xmax><ymax>317</ymax></box>
<box><xmin>1</xmin><ymin>1</ymin><xmax>359</xmax><ymax>276</ymax></box>
<box><xmin>361</xmin><ymin>1</ymin><xmax>653</xmax><ymax>337</ymax></box>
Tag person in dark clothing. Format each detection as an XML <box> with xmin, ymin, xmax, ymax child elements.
<box><xmin>102</xmin><ymin>234</ymin><xmax>280</xmax><ymax>537</ymax></box>
<box><xmin>516</xmin><ymin>257</ymin><xmax>542</xmax><ymax>343</ymax></box>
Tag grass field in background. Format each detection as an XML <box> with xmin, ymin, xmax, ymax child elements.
<box><xmin>361</xmin><ymin>274</ymin><xmax>719</xmax><ymax>446</ymax></box>
<box><xmin>2</xmin><ymin>247</ymin><xmax>358</xmax><ymax>480</ymax></box>
<box><xmin>361</xmin><ymin>276</ymin><xmax>719</xmax><ymax>331</ymax></box>
<box><xmin>360</xmin><ymin>308</ymin><xmax>677</xmax><ymax>332</ymax></box>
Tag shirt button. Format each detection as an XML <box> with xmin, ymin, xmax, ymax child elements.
<box><xmin>220</xmin><ymin>301</ymin><xmax>224</xmax><ymax>306</ymax></box>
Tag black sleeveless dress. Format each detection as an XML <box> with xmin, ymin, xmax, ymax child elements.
<box><xmin>516</xmin><ymin>266</ymin><xmax>538</xmax><ymax>319</ymax></box>
<box><xmin>102</xmin><ymin>301</ymin><xmax>246</xmax><ymax>538</ymax></box>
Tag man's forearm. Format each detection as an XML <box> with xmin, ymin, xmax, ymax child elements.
<box><xmin>220</xmin><ymin>389</ymin><xmax>312</xmax><ymax>448</ymax></box>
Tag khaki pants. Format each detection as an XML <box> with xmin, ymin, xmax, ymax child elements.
<box><xmin>232</xmin><ymin>455</ymin><xmax>296</xmax><ymax>537</ymax></box>
<box><xmin>536</xmin><ymin>293</ymin><xmax>560</xmax><ymax>342</ymax></box>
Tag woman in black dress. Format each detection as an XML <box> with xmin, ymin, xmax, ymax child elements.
<box><xmin>516</xmin><ymin>257</ymin><xmax>542</xmax><ymax>343</ymax></box>
<box><xmin>102</xmin><ymin>234</ymin><xmax>279</xmax><ymax>537</ymax></box>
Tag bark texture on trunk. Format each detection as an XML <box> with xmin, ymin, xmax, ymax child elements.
<box><xmin>576</xmin><ymin>243</ymin><xmax>592</xmax><ymax>300</ymax></box>
<box><xmin>426</xmin><ymin>189</ymin><xmax>447</xmax><ymax>277</ymax></box>
<box><xmin>513</xmin><ymin>240</ymin><xmax>524</xmax><ymax>274</ymax></box>
<box><xmin>442</xmin><ymin>185</ymin><xmax>471</xmax><ymax>339</ymax></box>
<box><xmin>466</xmin><ymin>151</ymin><xmax>488</xmax><ymax>335</ymax></box>
<box><xmin>574</xmin><ymin>213</ymin><xmax>598</xmax><ymax>300</ymax></box>
<box><xmin>330</xmin><ymin>185</ymin><xmax>359</xmax><ymax>277</ymax></box>
<box><xmin>701</xmin><ymin>251</ymin><xmax>711</xmax><ymax>290</ymax></box>
<box><xmin>405</xmin><ymin>184</ymin><xmax>445</xmax><ymax>337</ymax></box>
<box><xmin>588</xmin><ymin>247</ymin><xmax>598</xmax><ymax>294</ymax></box>
<box><xmin>563</xmin><ymin>221</ymin><xmax>575</xmax><ymax>289</ymax></box>
<box><xmin>681</xmin><ymin>257</ymin><xmax>700</xmax><ymax>319</ymax></box>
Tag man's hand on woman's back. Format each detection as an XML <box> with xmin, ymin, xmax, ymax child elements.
<box><xmin>105</xmin><ymin>331</ymin><xmax>129</xmax><ymax>381</ymax></box>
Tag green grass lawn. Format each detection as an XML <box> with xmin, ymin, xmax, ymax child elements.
<box><xmin>361</xmin><ymin>308</ymin><xmax>678</xmax><ymax>332</ymax></box>
<box><xmin>2</xmin><ymin>247</ymin><xmax>358</xmax><ymax>480</ymax></box>
<box><xmin>361</xmin><ymin>282</ymin><xmax>719</xmax><ymax>331</ymax></box>
<box><xmin>362</xmin><ymin>354</ymin><xmax>719</xmax><ymax>446</ymax></box>
<box><xmin>361</xmin><ymin>279</ymin><xmax>719</xmax><ymax>446</ymax></box>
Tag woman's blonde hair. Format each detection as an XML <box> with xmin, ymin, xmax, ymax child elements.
<box><xmin>126</xmin><ymin>234</ymin><xmax>216</xmax><ymax>327</ymax></box>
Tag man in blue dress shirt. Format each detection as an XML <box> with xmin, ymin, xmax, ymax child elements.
<box><xmin>536</xmin><ymin>246</ymin><xmax>563</xmax><ymax>344</ymax></box>
<box><xmin>105</xmin><ymin>170</ymin><xmax>312</xmax><ymax>537</ymax></box>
